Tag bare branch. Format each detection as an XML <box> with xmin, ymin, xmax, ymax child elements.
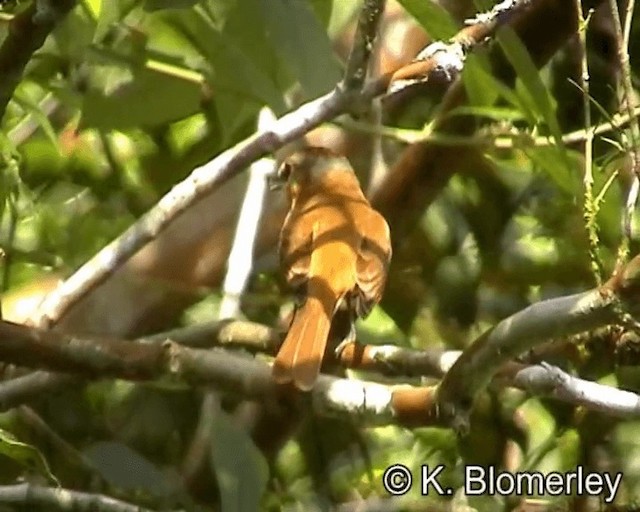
<box><xmin>339</xmin><ymin>339</ymin><xmax>640</xmax><ymax>420</ymax></box>
<box><xmin>337</xmin><ymin>341</ymin><xmax>460</xmax><ymax>378</ymax></box>
<box><xmin>0</xmin><ymin>318</ymin><xmax>436</xmax><ymax>425</ymax></box>
<box><xmin>0</xmin><ymin>483</ymin><xmax>179</xmax><ymax>512</ymax></box>
<box><xmin>437</xmin><ymin>253</ymin><xmax>640</xmax><ymax>432</ymax></box>
<box><xmin>0</xmin><ymin>319</ymin><xmax>280</xmax><ymax>411</ymax></box>
<box><xmin>3</xmin><ymin>306</ymin><xmax>640</xmax><ymax>427</ymax></box>
<box><xmin>387</xmin><ymin>0</ymin><xmax>531</xmax><ymax>94</ymax></box>
<box><xmin>503</xmin><ymin>362</ymin><xmax>640</xmax><ymax>417</ymax></box>
<box><xmin>342</xmin><ymin>0</ymin><xmax>387</xmax><ymax>92</ymax></box>
<box><xmin>0</xmin><ymin>371</ymin><xmax>77</xmax><ymax>411</ymax></box>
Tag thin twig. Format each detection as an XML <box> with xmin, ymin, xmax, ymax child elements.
<box><xmin>504</xmin><ymin>362</ymin><xmax>640</xmax><ymax>418</ymax></box>
<box><xmin>339</xmin><ymin>101</ymin><xmax>640</xmax><ymax>150</ymax></box>
<box><xmin>575</xmin><ymin>2</ymin><xmax>603</xmax><ymax>284</ymax></box>
<box><xmin>342</xmin><ymin>0</ymin><xmax>386</xmax><ymax>92</ymax></box>
<box><xmin>608</xmin><ymin>0</ymin><xmax>640</xmax><ymax>266</ymax></box>
<box><xmin>7</xmin><ymin>93</ymin><xmax>60</xmax><ymax>146</ymax></box>
<box><xmin>0</xmin><ymin>195</ymin><xmax>17</xmax><ymax>317</ymax></box>
<box><xmin>623</xmin><ymin>0</ymin><xmax>635</xmax><ymax>50</ymax></box>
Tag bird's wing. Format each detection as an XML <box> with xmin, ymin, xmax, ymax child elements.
<box><xmin>279</xmin><ymin>208</ymin><xmax>313</xmax><ymax>290</ymax></box>
<box><xmin>355</xmin><ymin>209</ymin><xmax>392</xmax><ymax>318</ymax></box>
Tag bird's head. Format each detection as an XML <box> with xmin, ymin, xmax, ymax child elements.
<box><xmin>268</xmin><ymin>147</ymin><xmax>355</xmax><ymax>196</ymax></box>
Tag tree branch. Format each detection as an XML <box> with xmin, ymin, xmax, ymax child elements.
<box><xmin>0</xmin><ymin>319</ymin><xmax>280</xmax><ymax>411</ymax></box>
<box><xmin>0</xmin><ymin>318</ymin><xmax>439</xmax><ymax>426</ymax></box>
<box><xmin>0</xmin><ymin>483</ymin><xmax>179</xmax><ymax>512</ymax></box>
<box><xmin>437</xmin><ymin>253</ymin><xmax>640</xmax><ymax>432</ymax></box>
<box><xmin>342</xmin><ymin>0</ymin><xmax>386</xmax><ymax>92</ymax></box>
<box><xmin>502</xmin><ymin>362</ymin><xmax>640</xmax><ymax>417</ymax></box>
<box><xmin>387</xmin><ymin>0</ymin><xmax>532</xmax><ymax>94</ymax></box>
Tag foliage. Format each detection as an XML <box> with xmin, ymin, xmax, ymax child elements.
<box><xmin>0</xmin><ymin>0</ymin><xmax>638</xmax><ymax>511</ymax></box>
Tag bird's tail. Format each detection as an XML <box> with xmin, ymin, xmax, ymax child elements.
<box><xmin>272</xmin><ymin>295</ymin><xmax>333</xmax><ymax>391</ymax></box>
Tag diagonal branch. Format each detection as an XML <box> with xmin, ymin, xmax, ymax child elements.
<box><xmin>387</xmin><ymin>0</ymin><xmax>532</xmax><ymax>94</ymax></box>
<box><xmin>437</xmin><ymin>253</ymin><xmax>640</xmax><ymax>432</ymax></box>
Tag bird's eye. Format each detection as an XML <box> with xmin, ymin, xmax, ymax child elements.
<box><xmin>278</xmin><ymin>162</ymin><xmax>293</xmax><ymax>181</ymax></box>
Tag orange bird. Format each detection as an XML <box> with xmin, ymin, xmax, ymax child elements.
<box><xmin>270</xmin><ymin>147</ymin><xmax>392</xmax><ymax>391</ymax></box>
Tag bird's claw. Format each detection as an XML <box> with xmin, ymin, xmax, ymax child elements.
<box><xmin>334</xmin><ymin>323</ymin><xmax>357</xmax><ymax>358</ymax></box>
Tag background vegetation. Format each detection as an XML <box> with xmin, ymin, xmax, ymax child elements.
<box><xmin>0</xmin><ymin>0</ymin><xmax>639</xmax><ymax>510</ymax></box>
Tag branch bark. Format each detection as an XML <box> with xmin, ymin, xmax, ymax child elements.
<box><xmin>0</xmin><ymin>483</ymin><xmax>179</xmax><ymax>512</ymax></box>
<box><xmin>437</xmin><ymin>253</ymin><xmax>640</xmax><ymax>432</ymax></box>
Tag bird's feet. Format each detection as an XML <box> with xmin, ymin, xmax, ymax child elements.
<box><xmin>334</xmin><ymin>322</ymin><xmax>357</xmax><ymax>359</ymax></box>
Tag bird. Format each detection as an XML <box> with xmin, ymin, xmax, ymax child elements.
<box><xmin>269</xmin><ymin>146</ymin><xmax>392</xmax><ymax>391</ymax></box>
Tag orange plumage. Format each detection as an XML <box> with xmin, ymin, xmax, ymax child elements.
<box><xmin>271</xmin><ymin>147</ymin><xmax>392</xmax><ymax>391</ymax></box>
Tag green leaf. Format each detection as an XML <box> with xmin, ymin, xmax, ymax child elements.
<box><xmin>0</xmin><ymin>428</ymin><xmax>59</xmax><ymax>485</ymax></box>
<box><xmin>93</xmin><ymin>0</ymin><xmax>141</xmax><ymax>43</ymax></box>
<box><xmin>168</xmin><ymin>4</ymin><xmax>286</xmax><ymax>113</ymax></box>
<box><xmin>80</xmin><ymin>64</ymin><xmax>203</xmax><ymax>129</ymax></box>
<box><xmin>395</xmin><ymin>0</ymin><xmax>458</xmax><ymax>40</ymax></box>
<box><xmin>211</xmin><ymin>408</ymin><xmax>269</xmax><ymax>512</ymax></box>
<box><xmin>524</xmin><ymin>145</ymin><xmax>576</xmax><ymax>195</ymax></box>
<box><xmin>84</xmin><ymin>441</ymin><xmax>179</xmax><ymax>497</ymax></box>
<box><xmin>82</xmin><ymin>0</ymin><xmax>101</xmax><ymax>19</ymax></box>
<box><xmin>460</xmin><ymin>53</ymin><xmax>536</xmax><ymax>125</ymax></box>
<box><xmin>501</xmin><ymin>41</ymin><xmax>581</xmax><ymax>195</ymax></box>
<box><xmin>445</xmin><ymin>105</ymin><xmax>525</xmax><ymax>122</ymax></box>
<box><xmin>462</xmin><ymin>54</ymin><xmax>499</xmax><ymax>107</ymax></box>
<box><xmin>260</xmin><ymin>0</ymin><xmax>341</xmax><ymax>97</ymax></box>
<box><xmin>497</xmin><ymin>27</ymin><xmax>562</xmax><ymax>143</ymax></box>
<box><xmin>143</xmin><ymin>0</ymin><xmax>199</xmax><ymax>11</ymax></box>
<box><xmin>200</xmin><ymin>0</ymin><xmax>237</xmax><ymax>30</ymax></box>
<box><xmin>214</xmin><ymin>92</ymin><xmax>261</xmax><ymax>146</ymax></box>
<box><xmin>0</xmin><ymin>135</ymin><xmax>21</xmax><ymax>222</ymax></box>
<box><xmin>11</xmin><ymin>92</ymin><xmax>59</xmax><ymax>149</ymax></box>
<box><xmin>357</xmin><ymin>305</ymin><xmax>405</xmax><ymax>345</ymax></box>
<box><xmin>205</xmin><ymin>29</ymin><xmax>285</xmax><ymax>110</ymax></box>
<box><xmin>324</xmin><ymin>0</ymin><xmax>362</xmax><ymax>40</ymax></box>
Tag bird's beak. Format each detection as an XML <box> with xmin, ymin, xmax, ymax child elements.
<box><xmin>267</xmin><ymin>174</ymin><xmax>284</xmax><ymax>191</ymax></box>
